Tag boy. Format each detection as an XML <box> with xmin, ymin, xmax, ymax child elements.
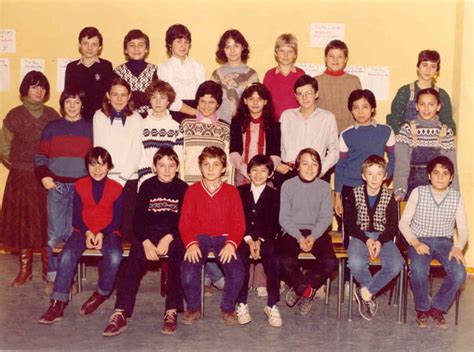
<box><xmin>316</xmin><ymin>40</ymin><xmax>362</xmax><ymax>133</ymax></box>
<box><xmin>65</xmin><ymin>27</ymin><xmax>113</xmax><ymax>120</ymax></box>
<box><xmin>103</xmin><ymin>148</ymin><xmax>188</xmax><ymax>336</ymax></box>
<box><xmin>179</xmin><ymin>146</ymin><xmax>245</xmax><ymax>325</ymax></box>
<box><xmin>38</xmin><ymin>147</ymin><xmax>123</xmax><ymax>324</ymax></box>
<box><xmin>114</xmin><ymin>29</ymin><xmax>158</xmax><ymax>118</ymax></box>
<box><xmin>263</xmin><ymin>33</ymin><xmax>305</xmax><ymax>122</ymax></box>
<box><xmin>279</xmin><ymin>148</ymin><xmax>338</xmax><ymax>315</ymax></box>
<box><xmin>137</xmin><ymin>80</ymin><xmax>183</xmax><ymax>188</ymax></box>
<box><xmin>279</xmin><ymin>75</ymin><xmax>338</xmax><ymax>184</ymax></box>
<box><xmin>344</xmin><ymin>155</ymin><xmax>404</xmax><ymax>321</ymax></box>
<box><xmin>236</xmin><ymin>155</ymin><xmax>282</xmax><ymax>327</ymax></box>
<box><xmin>399</xmin><ymin>156</ymin><xmax>468</xmax><ymax>329</ymax></box>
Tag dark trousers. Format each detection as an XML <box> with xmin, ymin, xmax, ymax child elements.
<box><xmin>121</xmin><ymin>180</ymin><xmax>138</xmax><ymax>241</ymax></box>
<box><xmin>277</xmin><ymin>232</ymin><xmax>338</xmax><ymax>296</ymax></box>
<box><xmin>114</xmin><ymin>234</ymin><xmax>185</xmax><ymax>317</ymax></box>
<box><xmin>237</xmin><ymin>240</ymin><xmax>280</xmax><ymax>307</ymax></box>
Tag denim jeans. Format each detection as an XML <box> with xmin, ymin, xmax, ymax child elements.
<box><xmin>47</xmin><ymin>182</ymin><xmax>75</xmax><ymax>282</ymax></box>
<box><xmin>348</xmin><ymin>232</ymin><xmax>404</xmax><ymax>296</ymax></box>
<box><xmin>408</xmin><ymin>237</ymin><xmax>466</xmax><ymax>313</ymax></box>
<box><xmin>51</xmin><ymin>231</ymin><xmax>123</xmax><ymax>302</ymax></box>
<box><xmin>181</xmin><ymin>235</ymin><xmax>245</xmax><ymax>313</ymax></box>
<box><xmin>204</xmin><ymin>262</ymin><xmax>224</xmax><ymax>286</ymax></box>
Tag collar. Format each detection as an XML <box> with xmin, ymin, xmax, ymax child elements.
<box><xmin>324</xmin><ymin>68</ymin><xmax>345</xmax><ymax>77</ymax></box>
<box><xmin>196</xmin><ymin>112</ymin><xmax>218</xmax><ymax>125</ymax></box>
<box><xmin>78</xmin><ymin>57</ymin><xmax>100</xmax><ymax>67</ymax></box>
<box><xmin>200</xmin><ymin>179</ymin><xmax>223</xmax><ymax>197</ymax></box>
<box><xmin>169</xmin><ymin>55</ymin><xmax>189</xmax><ymax>65</ymax></box>
<box><xmin>147</xmin><ymin>109</ymin><xmax>172</xmax><ymax>121</ymax></box>
<box><xmin>354</xmin><ymin>119</ymin><xmax>377</xmax><ymax>129</ymax></box>
<box><xmin>250</xmin><ymin>115</ymin><xmax>263</xmax><ymax>124</ymax></box>
<box><xmin>250</xmin><ymin>183</ymin><xmax>266</xmax><ymax>203</ymax></box>
<box><xmin>110</xmin><ymin>109</ymin><xmax>127</xmax><ymax>126</ymax></box>
<box><xmin>275</xmin><ymin>65</ymin><xmax>297</xmax><ymax>74</ymax></box>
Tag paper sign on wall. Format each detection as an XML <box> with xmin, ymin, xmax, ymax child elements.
<box><xmin>364</xmin><ymin>66</ymin><xmax>390</xmax><ymax>101</ymax></box>
<box><xmin>20</xmin><ymin>58</ymin><xmax>45</xmax><ymax>82</ymax></box>
<box><xmin>310</xmin><ymin>23</ymin><xmax>345</xmax><ymax>48</ymax></box>
<box><xmin>0</xmin><ymin>29</ymin><xmax>16</xmax><ymax>53</ymax></box>
<box><xmin>57</xmin><ymin>58</ymin><xmax>73</xmax><ymax>92</ymax></box>
<box><xmin>296</xmin><ymin>63</ymin><xmax>325</xmax><ymax>77</ymax></box>
<box><xmin>0</xmin><ymin>58</ymin><xmax>10</xmax><ymax>91</ymax></box>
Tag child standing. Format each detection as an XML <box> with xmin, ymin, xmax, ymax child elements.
<box><xmin>64</xmin><ymin>27</ymin><xmax>113</xmax><ymax>120</ymax></box>
<box><xmin>38</xmin><ymin>147</ymin><xmax>123</xmax><ymax>324</ymax></box>
<box><xmin>211</xmin><ymin>29</ymin><xmax>259</xmax><ymax>124</ymax></box>
<box><xmin>399</xmin><ymin>156</ymin><xmax>468</xmax><ymax>329</ymax></box>
<box><xmin>114</xmin><ymin>29</ymin><xmax>158</xmax><ymax>118</ymax></box>
<box><xmin>179</xmin><ymin>146</ymin><xmax>245</xmax><ymax>325</ymax></box>
<box><xmin>93</xmin><ymin>77</ymin><xmax>143</xmax><ymax>240</ymax></box>
<box><xmin>263</xmin><ymin>33</ymin><xmax>305</xmax><ymax>122</ymax></box>
<box><xmin>236</xmin><ymin>155</ymin><xmax>282</xmax><ymax>327</ymax></box>
<box><xmin>394</xmin><ymin>88</ymin><xmax>458</xmax><ymax>201</ymax></box>
<box><xmin>387</xmin><ymin>50</ymin><xmax>456</xmax><ymax>134</ymax></box>
<box><xmin>103</xmin><ymin>148</ymin><xmax>188</xmax><ymax>336</ymax></box>
<box><xmin>279</xmin><ymin>148</ymin><xmax>338</xmax><ymax>315</ymax></box>
<box><xmin>158</xmin><ymin>24</ymin><xmax>205</xmax><ymax>123</ymax></box>
<box><xmin>315</xmin><ymin>40</ymin><xmax>362</xmax><ymax>133</ymax></box>
<box><xmin>35</xmin><ymin>88</ymin><xmax>93</xmax><ymax>285</ymax></box>
<box><xmin>344</xmin><ymin>155</ymin><xmax>404</xmax><ymax>321</ymax></box>
<box><xmin>137</xmin><ymin>80</ymin><xmax>183</xmax><ymax>188</ymax></box>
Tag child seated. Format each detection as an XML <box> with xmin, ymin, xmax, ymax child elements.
<box><xmin>102</xmin><ymin>148</ymin><xmax>188</xmax><ymax>336</ymax></box>
<box><xmin>344</xmin><ymin>155</ymin><xmax>404</xmax><ymax>321</ymax></box>
<box><xmin>235</xmin><ymin>155</ymin><xmax>282</xmax><ymax>327</ymax></box>
<box><xmin>179</xmin><ymin>146</ymin><xmax>245</xmax><ymax>325</ymax></box>
<box><xmin>394</xmin><ymin>88</ymin><xmax>458</xmax><ymax>201</ymax></box>
<box><xmin>38</xmin><ymin>147</ymin><xmax>123</xmax><ymax>324</ymax></box>
<box><xmin>278</xmin><ymin>148</ymin><xmax>338</xmax><ymax>315</ymax></box>
<box><xmin>399</xmin><ymin>156</ymin><xmax>468</xmax><ymax>329</ymax></box>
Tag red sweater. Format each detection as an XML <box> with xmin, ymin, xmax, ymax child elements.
<box><xmin>179</xmin><ymin>181</ymin><xmax>245</xmax><ymax>249</ymax></box>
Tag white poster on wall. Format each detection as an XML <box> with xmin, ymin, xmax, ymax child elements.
<box><xmin>57</xmin><ymin>58</ymin><xmax>73</xmax><ymax>92</ymax></box>
<box><xmin>0</xmin><ymin>58</ymin><xmax>10</xmax><ymax>91</ymax></box>
<box><xmin>310</xmin><ymin>23</ymin><xmax>345</xmax><ymax>48</ymax></box>
<box><xmin>20</xmin><ymin>58</ymin><xmax>45</xmax><ymax>82</ymax></box>
<box><xmin>296</xmin><ymin>62</ymin><xmax>325</xmax><ymax>77</ymax></box>
<box><xmin>0</xmin><ymin>29</ymin><xmax>16</xmax><ymax>53</ymax></box>
<box><xmin>364</xmin><ymin>66</ymin><xmax>390</xmax><ymax>101</ymax></box>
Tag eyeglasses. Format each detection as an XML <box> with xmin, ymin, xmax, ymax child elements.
<box><xmin>296</xmin><ymin>90</ymin><xmax>316</xmax><ymax>98</ymax></box>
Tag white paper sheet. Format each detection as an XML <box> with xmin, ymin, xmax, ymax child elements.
<box><xmin>296</xmin><ymin>62</ymin><xmax>325</xmax><ymax>77</ymax></box>
<box><xmin>310</xmin><ymin>23</ymin><xmax>345</xmax><ymax>48</ymax></box>
<box><xmin>57</xmin><ymin>58</ymin><xmax>73</xmax><ymax>92</ymax></box>
<box><xmin>20</xmin><ymin>58</ymin><xmax>45</xmax><ymax>82</ymax></box>
<box><xmin>0</xmin><ymin>29</ymin><xmax>16</xmax><ymax>53</ymax></box>
<box><xmin>0</xmin><ymin>58</ymin><xmax>10</xmax><ymax>91</ymax></box>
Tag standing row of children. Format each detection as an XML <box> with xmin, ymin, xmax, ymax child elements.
<box><xmin>0</xmin><ymin>22</ymin><xmax>467</xmax><ymax>336</ymax></box>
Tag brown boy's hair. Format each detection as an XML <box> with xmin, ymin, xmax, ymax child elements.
<box><xmin>85</xmin><ymin>146</ymin><xmax>114</xmax><ymax>170</ymax></box>
<box><xmin>416</xmin><ymin>87</ymin><xmax>441</xmax><ymax>104</ymax></box>
<box><xmin>324</xmin><ymin>39</ymin><xmax>348</xmax><ymax>57</ymax></box>
<box><xmin>145</xmin><ymin>80</ymin><xmax>176</xmax><ymax>106</ymax></box>
<box><xmin>78</xmin><ymin>27</ymin><xmax>103</xmax><ymax>46</ymax></box>
<box><xmin>59</xmin><ymin>88</ymin><xmax>86</xmax><ymax>117</ymax></box>
<box><xmin>153</xmin><ymin>147</ymin><xmax>180</xmax><ymax>167</ymax></box>
<box><xmin>361</xmin><ymin>154</ymin><xmax>387</xmax><ymax>174</ymax></box>
<box><xmin>198</xmin><ymin>146</ymin><xmax>227</xmax><ymax>169</ymax></box>
<box><xmin>295</xmin><ymin>148</ymin><xmax>321</xmax><ymax>176</ymax></box>
<box><xmin>123</xmin><ymin>29</ymin><xmax>150</xmax><ymax>51</ymax></box>
<box><xmin>427</xmin><ymin>156</ymin><xmax>454</xmax><ymax>177</ymax></box>
<box><xmin>417</xmin><ymin>50</ymin><xmax>441</xmax><ymax>71</ymax></box>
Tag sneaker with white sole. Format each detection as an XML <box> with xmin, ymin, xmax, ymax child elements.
<box><xmin>236</xmin><ymin>303</ymin><xmax>252</xmax><ymax>325</ymax></box>
<box><xmin>264</xmin><ymin>305</ymin><xmax>282</xmax><ymax>327</ymax></box>
<box><xmin>285</xmin><ymin>287</ymin><xmax>301</xmax><ymax>307</ymax></box>
<box><xmin>354</xmin><ymin>287</ymin><xmax>377</xmax><ymax>320</ymax></box>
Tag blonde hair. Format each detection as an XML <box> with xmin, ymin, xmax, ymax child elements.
<box><xmin>274</xmin><ymin>33</ymin><xmax>298</xmax><ymax>56</ymax></box>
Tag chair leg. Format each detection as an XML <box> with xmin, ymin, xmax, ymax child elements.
<box><xmin>337</xmin><ymin>258</ymin><xmax>345</xmax><ymax>320</ymax></box>
<box><xmin>200</xmin><ymin>264</ymin><xmax>205</xmax><ymax>318</ymax></box>
<box><xmin>397</xmin><ymin>269</ymin><xmax>404</xmax><ymax>324</ymax></box>
<box><xmin>403</xmin><ymin>264</ymin><xmax>409</xmax><ymax>323</ymax></box>
<box><xmin>325</xmin><ymin>277</ymin><xmax>331</xmax><ymax>305</ymax></box>
<box><xmin>348</xmin><ymin>272</ymin><xmax>354</xmax><ymax>321</ymax></box>
<box><xmin>455</xmin><ymin>290</ymin><xmax>460</xmax><ymax>325</ymax></box>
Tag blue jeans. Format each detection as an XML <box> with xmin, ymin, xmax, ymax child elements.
<box><xmin>348</xmin><ymin>232</ymin><xmax>404</xmax><ymax>295</ymax></box>
<box><xmin>181</xmin><ymin>235</ymin><xmax>245</xmax><ymax>313</ymax></box>
<box><xmin>47</xmin><ymin>182</ymin><xmax>75</xmax><ymax>282</ymax></box>
<box><xmin>51</xmin><ymin>231</ymin><xmax>123</xmax><ymax>302</ymax></box>
<box><xmin>408</xmin><ymin>237</ymin><xmax>466</xmax><ymax>313</ymax></box>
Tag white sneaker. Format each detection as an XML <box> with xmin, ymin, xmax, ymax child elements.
<box><xmin>256</xmin><ymin>287</ymin><xmax>268</xmax><ymax>298</ymax></box>
<box><xmin>264</xmin><ymin>305</ymin><xmax>282</xmax><ymax>327</ymax></box>
<box><xmin>236</xmin><ymin>303</ymin><xmax>252</xmax><ymax>325</ymax></box>
<box><xmin>315</xmin><ymin>285</ymin><xmax>326</xmax><ymax>299</ymax></box>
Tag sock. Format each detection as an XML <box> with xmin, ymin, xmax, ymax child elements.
<box><xmin>361</xmin><ymin>286</ymin><xmax>372</xmax><ymax>301</ymax></box>
<box><xmin>303</xmin><ymin>284</ymin><xmax>313</xmax><ymax>298</ymax></box>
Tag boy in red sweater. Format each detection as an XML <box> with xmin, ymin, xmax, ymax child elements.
<box><xmin>179</xmin><ymin>146</ymin><xmax>246</xmax><ymax>325</ymax></box>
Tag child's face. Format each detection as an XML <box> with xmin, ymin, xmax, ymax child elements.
<box><xmin>275</xmin><ymin>45</ymin><xmax>297</xmax><ymax>66</ymax></box>
<box><xmin>325</xmin><ymin>48</ymin><xmax>348</xmax><ymax>72</ymax></box>
<box><xmin>88</xmin><ymin>157</ymin><xmax>110</xmax><ymax>181</ymax></box>
<box><xmin>63</xmin><ymin>96</ymin><xmax>82</xmax><ymax>120</ymax></box>
<box><xmin>125</xmin><ymin>38</ymin><xmax>148</xmax><ymax>61</ymax></box>
<box><xmin>298</xmin><ymin>153</ymin><xmax>320</xmax><ymax>181</ymax></box>
<box><xmin>429</xmin><ymin>164</ymin><xmax>453</xmax><ymax>192</ymax></box>
<box><xmin>197</xmin><ymin>94</ymin><xmax>219</xmax><ymax>118</ymax></box>
<box><xmin>150</xmin><ymin>92</ymin><xmax>170</xmax><ymax>116</ymax></box>
<box><xmin>417</xmin><ymin>60</ymin><xmax>439</xmax><ymax>81</ymax></box>
<box><xmin>200</xmin><ymin>157</ymin><xmax>225</xmax><ymax>183</ymax></box>
<box><xmin>27</xmin><ymin>84</ymin><xmax>46</xmax><ymax>103</ymax></box>
<box><xmin>362</xmin><ymin>164</ymin><xmax>386</xmax><ymax>193</ymax></box>
<box><xmin>224</xmin><ymin>38</ymin><xmax>243</xmax><ymax>64</ymax></box>
<box><xmin>154</xmin><ymin>155</ymin><xmax>178</xmax><ymax>183</ymax></box>
<box><xmin>244</xmin><ymin>92</ymin><xmax>267</xmax><ymax>117</ymax></box>
<box><xmin>351</xmin><ymin>97</ymin><xmax>374</xmax><ymax>126</ymax></box>
<box><xmin>171</xmin><ymin>38</ymin><xmax>190</xmax><ymax>59</ymax></box>
<box><xmin>106</xmin><ymin>84</ymin><xmax>131</xmax><ymax>112</ymax></box>
<box><xmin>295</xmin><ymin>84</ymin><xmax>318</xmax><ymax>110</ymax></box>
<box><xmin>416</xmin><ymin>93</ymin><xmax>441</xmax><ymax>120</ymax></box>
<box><xmin>249</xmin><ymin>165</ymin><xmax>272</xmax><ymax>187</ymax></box>
<box><xmin>79</xmin><ymin>36</ymin><xmax>101</xmax><ymax>59</ymax></box>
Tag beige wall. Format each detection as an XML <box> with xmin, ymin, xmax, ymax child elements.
<box><xmin>1</xmin><ymin>0</ymin><xmax>472</xmax><ymax>265</ymax></box>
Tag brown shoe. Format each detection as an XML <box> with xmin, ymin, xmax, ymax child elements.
<box><xmin>161</xmin><ymin>309</ymin><xmax>177</xmax><ymax>335</ymax></box>
<box><xmin>182</xmin><ymin>309</ymin><xmax>201</xmax><ymax>325</ymax></box>
<box><xmin>11</xmin><ymin>248</ymin><xmax>33</xmax><ymax>287</ymax></box>
<box><xmin>103</xmin><ymin>309</ymin><xmax>127</xmax><ymax>337</ymax></box>
<box><xmin>80</xmin><ymin>291</ymin><xmax>107</xmax><ymax>316</ymax></box>
<box><xmin>429</xmin><ymin>308</ymin><xmax>448</xmax><ymax>330</ymax></box>
<box><xmin>221</xmin><ymin>311</ymin><xmax>239</xmax><ymax>325</ymax></box>
<box><xmin>416</xmin><ymin>310</ymin><xmax>429</xmax><ymax>328</ymax></box>
<box><xmin>39</xmin><ymin>300</ymin><xmax>66</xmax><ymax>324</ymax></box>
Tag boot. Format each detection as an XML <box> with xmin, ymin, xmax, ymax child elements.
<box><xmin>41</xmin><ymin>247</ymin><xmax>48</xmax><ymax>281</ymax></box>
<box><xmin>11</xmin><ymin>248</ymin><xmax>33</xmax><ymax>286</ymax></box>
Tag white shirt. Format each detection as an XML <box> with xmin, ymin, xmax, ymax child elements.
<box><xmin>250</xmin><ymin>183</ymin><xmax>266</xmax><ymax>203</ymax></box>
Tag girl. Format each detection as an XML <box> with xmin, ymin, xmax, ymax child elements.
<box><xmin>211</xmin><ymin>29</ymin><xmax>259</xmax><ymax>124</ymax></box>
<box><xmin>0</xmin><ymin>71</ymin><xmax>60</xmax><ymax>286</ymax></box>
<box><xmin>230</xmin><ymin>83</ymin><xmax>280</xmax><ymax>186</ymax></box>
<box><xmin>93</xmin><ymin>77</ymin><xmax>142</xmax><ymax>240</ymax></box>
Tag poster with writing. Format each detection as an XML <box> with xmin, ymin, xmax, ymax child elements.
<box><xmin>57</xmin><ymin>58</ymin><xmax>73</xmax><ymax>92</ymax></box>
<box><xmin>0</xmin><ymin>29</ymin><xmax>16</xmax><ymax>53</ymax></box>
<box><xmin>296</xmin><ymin>62</ymin><xmax>325</xmax><ymax>77</ymax></box>
<box><xmin>0</xmin><ymin>58</ymin><xmax>10</xmax><ymax>91</ymax></box>
<box><xmin>310</xmin><ymin>23</ymin><xmax>345</xmax><ymax>48</ymax></box>
<box><xmin>20</xmin><ymin>58</ymin><xmax>45</xmax><ymax>82</ymax></box>
<box><xmin>365</xmin><ymin>66</ymin><xmax>390</xmax><ymax>101</ymax></box>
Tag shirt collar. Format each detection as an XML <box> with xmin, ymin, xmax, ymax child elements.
<box><xmin>354</xmin><ymin>119</ymin><xmax>377</xmax><ymax>129</ymax></box>
<box><xmin>110</xmin><ymin>109</ymin><xmax>127</xmax><ymax>126</ymax></box>
<box><xmin>78</xmin><ymin>57</ymin><xmax>100</xmax><ymax>67</ymax></box>
<box><xmin>250</xmin><ymin>183</ymin><xmax>266</xmax><ymax>202</ymax></box>
<box><xmin>274</xmin><ymin>65</ymin><xmax>297</xmax><ymax>74</ymax></box>
<box><xmin>196</xmin><ymin>112</ymin><xmax>218</xmax><ymax>125</ymax></box>
<box><xmin>169</xmin><ymin>55</ymin><xmax>189</xmax><ymax>65</ymax></box>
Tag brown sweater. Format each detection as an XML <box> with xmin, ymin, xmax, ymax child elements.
<box><xmin>315</xmin><ymin>72</ymin><xmax>362</xmax><ymax>133</ymax></box>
